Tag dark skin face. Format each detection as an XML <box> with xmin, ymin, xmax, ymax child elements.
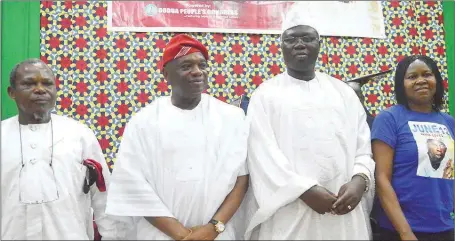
<box><xmin>427</xmin><ymin>139</ymin><xmax>447</xmax><ymax>169</ymax></box>
<box><xmin>164</xmin><ymin>52</ymin><xmax>209</xmax><ymax>110</ymax></box>
<box><xmin>281</xmin><ymin>25</ymin><xmax>320</xmax><ymax>81</ymax></box>
<box><xmin>8</xmin><ymin>62</ymin><xmax>57</xmax><ymax>124</ymax></box>
<box><xmin>403</xmin><ymin>59</ymin><xmax>437</xmax><ymax>113</ymax></box>
<box><xmin>285</xmin><ymin>26</ymin><xmax>366</xmax><ymax>214</ymax></box>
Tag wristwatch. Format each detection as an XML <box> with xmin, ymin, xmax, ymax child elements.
<box><xmin>209</xmin><ymin>219</ymin><xmax>225</xmax><ymax>234</ymax></box>
<box><xmin>353</xmin><ymin>173</ymin><xmax>370</xmax><ymax>193</ymax></box>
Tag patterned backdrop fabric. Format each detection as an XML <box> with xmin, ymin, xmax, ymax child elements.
<box><xmin>40</xmin><ymin>0</ymin><xmax>450</xmax><ymax>169</ymax></box>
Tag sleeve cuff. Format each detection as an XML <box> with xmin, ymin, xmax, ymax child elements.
<box><xmin>372</xmin><ymin>136</ymin><xmax>395</xmax><ymax>149</ymax></box>
<box><xmin>238</xmin><ymin>163</ymin><xmax>249</xmax><ymax>176</ymax></box>
<box><xmin>352</xmin><ymin>162</ymin><xmax>372</xmax><ymax>181</ymax></box>
<box><xmin>106</xmin><ymin>203</ymin><xmax>175</xmax><ymax>218</ymax></box>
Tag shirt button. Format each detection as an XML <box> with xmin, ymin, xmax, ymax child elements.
<box><xmin>31</xmin><ymin>144</ymin><xmax>37</xmax><ymax>149</ymax></box>
<box><xmin>30</xmin><ymin>126</ymin><xmax>37</xmax><ymax>131</ymax></box>
<box><xmin>30</xmin><ymin>158</ymin><xmax>37</xmax><ymax>164</ymax></box>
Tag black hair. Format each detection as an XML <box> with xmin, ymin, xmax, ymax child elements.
<box><xmin>394</xmin><ymin>55</ymin><xmax>444</xmax><ymax>111</ymax></box>
<box><xmin>9</xmin><ymin>58</ymin><xmax>49</xmax><ymax>89</ymax></box>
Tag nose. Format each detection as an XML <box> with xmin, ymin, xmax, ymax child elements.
<box><xmin>33</xmin><ymin>83</ymin><xmax>46</xmax><ymax>94</ymax></box>
<box><xmin>294</xmin><ymin>40</ymin><xmax>306</xmax><ymax>49</ymax></box>
<box><xmin>190</xmin><ymin>65</ymin><xmax>203</xmax><ymax>76</ymax></box>
<box><xmin>415</xmin><ymin>75</ymin><xmax>428</xmax><ymax>85</ymax></box>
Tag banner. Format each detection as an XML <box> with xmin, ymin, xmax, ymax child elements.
<box><xmin>107</xmin><ymin>1</ymin><xmax>386</xmax><ymax>38</ymax></box>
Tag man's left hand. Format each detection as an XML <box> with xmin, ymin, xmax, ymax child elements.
<box><xmin>331</xmin><ymin>175</ymin><xmax>366</xmax><ymax>215</ymax></box>
<box><xmin>183</xmin><ymin>224</ymin><xmax>218</xmax><ymax>241</ymax></box>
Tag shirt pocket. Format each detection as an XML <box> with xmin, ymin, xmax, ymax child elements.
<box><xmin>46</xmin><ymin>137</ymin><xmax>86</xmax><ymax>196</ymax></box>
<box><xmin>46</xmin><ymin>137</ymin><xmax>83</xmax><ymax>165</ymax></box>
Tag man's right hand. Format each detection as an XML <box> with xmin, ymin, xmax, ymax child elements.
<box><xmin>299</xmin><ymin>185</ymin><xmax>337</xmax><ymax>214</ymax></box>
<box><xmin>145</xmin><ymin>217</ymin><xmax>191</xmax><ymax>241</ymax></box>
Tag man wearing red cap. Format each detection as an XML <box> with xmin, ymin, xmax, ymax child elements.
<box><xmin>106</xmin><ymin>34</ymin><xmax>251</xmax><ymax>240</ymax></box>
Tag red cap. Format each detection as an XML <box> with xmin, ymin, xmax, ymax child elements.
<box><xmin>162</xmin><ymin>34</ymin><xmax>209</xmax><ymax>68</ymax></box>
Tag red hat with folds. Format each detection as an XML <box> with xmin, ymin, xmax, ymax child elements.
<box><xmin>162</xmin><ymin>34</ymin><xmax>209</xmax><ymax>68</ymax></box>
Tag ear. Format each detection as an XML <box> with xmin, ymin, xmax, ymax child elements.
<box><xmin>163</xmin><ymin>68</ymin><xmax>168</xmax><ymax>79</ymax></box>
<box><xmin>163</xmin><ymin>67</ymin><xmax>172</xmax><ymax>85</ymax></box>
<box><xmin>7</xmin><ymin>86</ymin><xmax>16</xmax><ymax>100</ymax></box>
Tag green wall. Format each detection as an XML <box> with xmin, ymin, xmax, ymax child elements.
<box><xmin>443</xmin><ymin>1</ymin><xmax>455</xmax><ymax>117</ymax></box>
<box><xmin>1</xmin><ymin>2</ymin><xmax>454</xmax><ymax>119</ymax></box>
<box><xmin>1</xmin><ymin>1</ymin><xmax>40</xmax><ymax>120</ymax></box>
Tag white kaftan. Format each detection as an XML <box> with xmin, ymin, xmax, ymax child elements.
<box><xmin>106</xmin><ymin>94</ymin><xmax>249</xmax><ymax>240</ymax></box>
<box><xmin>1</xmin><ymin>114</ymin><xmax>133</xmax><ymax>240</ymax></box>
<box><xmin>245</xmin><ymin>72</ymin><xmax>375</xmax><ymax>240</ymax></box>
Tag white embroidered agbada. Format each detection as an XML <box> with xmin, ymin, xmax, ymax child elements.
<box><xmin>245</xmin><ymin>72</ymin><xmax>375</xmax><ymax>240</ymax></box>
<box><xmin>1</xmin><ymin>114</ymin><xmax>133</xmax><ymax>240</ymax></box>
<box><xmin>105</xmin><ymin>93</ymin><xmax>249</xmax><ymax>240</ymax></box>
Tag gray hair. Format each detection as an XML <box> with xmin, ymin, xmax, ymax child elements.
<box><xmin>9</xmin><ymin>58</ymin><xmax>52</xmax><ymax>88</ymax></box>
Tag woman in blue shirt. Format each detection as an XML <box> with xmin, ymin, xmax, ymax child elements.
<box><xmin>372</xmin><ymin>55</ymin><xmax>454</xmax><ymax>241</ymax></box>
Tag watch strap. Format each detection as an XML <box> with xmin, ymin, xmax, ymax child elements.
<box><xmin>354</xmin><ymin>173</ymin><xmax>370</xmax><ymax>192</ymax></box>
<box><xmin>209</xmin><ymin>219</ymin><xmax>225</xmax><ymax>234</ymax></box>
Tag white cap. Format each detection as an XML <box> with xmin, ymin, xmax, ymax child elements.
<box><xmin>281</xmin><ymin>1</ymin><xmax>331</xmax><ymax>34</ymax></box>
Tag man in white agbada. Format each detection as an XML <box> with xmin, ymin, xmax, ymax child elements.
<box><xmin>1</xmin><ymin>59</ymin><xmax>133</xmax><ymax>240</ymax></box>
<box><xmin>245</xmin><ymin>2</ymin><xmax>375</xmax><ymax>240</ymax></box>
<box><xmin>105</xmin><ymin>34</ymin><xmax>250</xmax><ymax>240</ymax></box>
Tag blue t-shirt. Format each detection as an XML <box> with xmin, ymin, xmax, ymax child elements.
<box><xmin>371</xmin><ymin>104</ymin><xmax>454</xmax><ymax>233</ymax></box>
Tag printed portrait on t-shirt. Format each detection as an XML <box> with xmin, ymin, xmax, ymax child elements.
<box><xmin>409</xmin><ymin>121</ymin><xmax>454</xmax><ymax>180</ymax></box>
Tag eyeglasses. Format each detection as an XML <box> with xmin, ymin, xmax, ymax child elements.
<box><xmin>282</xmin><ymin>36</ymin><xmax>319</xmax><ymax>45</ymax></box>
<box><xmin>18</xmin><ymin>118</ymin><xmax>60</xmax><ymax>205</ymax></box>
<box><xmin>19</xmin><ymin>162</ymin><xmax>60</xmax><ymax>205</ymax></box>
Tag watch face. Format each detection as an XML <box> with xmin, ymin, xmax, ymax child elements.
<box><xmin>216</xmin><ymin>223</ymin><xmax>225</xmax><ymax>232</ymax></box>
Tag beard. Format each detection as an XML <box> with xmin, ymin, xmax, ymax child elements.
<box><xmin>30</xmin><ymin>110</ymin><xmax>52</xmax><ymax>123</ymax></box>
<box><xmin>33</xmin><ymin>112</ymin><xmax>48</xmax><ymax>121</ymax></box>
<box><xmin>429</xmin><ymin>154</ymin><xmax>444</xmax><ymax>170</ymax></box>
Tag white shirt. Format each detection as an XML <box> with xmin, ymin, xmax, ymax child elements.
<box><xmin>417</xmin><ymin>157</ymin><xmax>450</xmax><ymax>178</ymax></box>
<box><xmin>245</xmin><ymin>72</ymin><xmax>375</xmax><ymax>240</ymax></box>
<box><xmin>106</xmin><ymin>94</ymin><xmax>249</xmax><ymax>240</ymax></box>
<box><xmin>1</xmin><ymin>114</ymin><xmax>133</xmax><ymax>240</ymax></box>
